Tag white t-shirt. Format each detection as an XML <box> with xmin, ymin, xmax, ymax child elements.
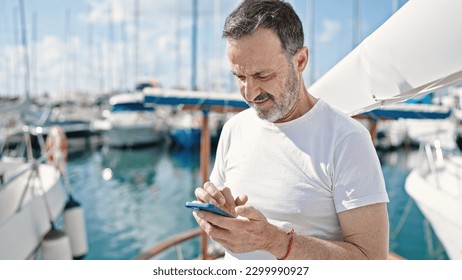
<box><xmin>209</xmin><ymin>99</ymin><xmax>389</xmax><ymax>260</ymax></box>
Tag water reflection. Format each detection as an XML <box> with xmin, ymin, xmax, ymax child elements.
<box><xmin>100</xmin><ymin>145</ymin><xmax>164</xmax><ymax>185</ymax></box>
<box><xmin>67</xmin><ymin>144</ymin><xmax>202</xmax><ymax>259</ymax></box>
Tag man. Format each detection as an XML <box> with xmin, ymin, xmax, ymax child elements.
<box><xmin>193</xmin><ymin>0</ymin><xmax>389</xmax><ymax>260</ymax></box>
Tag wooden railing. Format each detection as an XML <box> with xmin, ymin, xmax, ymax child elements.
<box><xmin>135</xmin><ymin>228</ymin><xmax>224</xmax><ymax>260</ymax></box>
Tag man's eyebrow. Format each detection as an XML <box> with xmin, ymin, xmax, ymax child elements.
<box><xmin>230</xmin><ymin>70</ymin><xmax>240</xmax><ymax>76</ymax></box>
<box><xmin>253</xmin><ymin>71</ymin><xmax>271</xmax><ymax>76</ymax></box>
<box><xmin>231</xmin><ymin>70</ymin><xmax>271</xmax><ymax>77</ymax></box>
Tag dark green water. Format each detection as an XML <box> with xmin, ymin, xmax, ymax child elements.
<box><xmin>65</xmin><ymin>141</ymin><xmax>448</xmax><ymax>260</ymax></box>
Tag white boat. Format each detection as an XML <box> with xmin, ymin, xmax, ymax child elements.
<box><xmin>1</xmin><ymin>125</ymin><xmax>89</xmax><ymax>260</ymax></box>
<box><xmin>0</xmin><ymin>158</ymin><xmax>67</xmax><ymax>259</ymax></box>
<box><xmin>405</xmin><ymin>142</ymin><xmax>462</xmax><ymax>259</ymax></box>
<box><xmin>95</xmin><ymin>92</ymin><xmax>169</xmax><ymax>148</ymax></box>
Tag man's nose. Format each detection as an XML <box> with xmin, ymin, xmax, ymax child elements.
<box><xmin>243</xmin><ymin>77</ymin><xmax>261</xmax><ymax>102</ymax></box>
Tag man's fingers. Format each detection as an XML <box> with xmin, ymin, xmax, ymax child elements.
<box><xmin>194</xmin><ymin>187</ymin><xmax>216</xmax><ymax>204</ymax></box>
<box><xmin>203</xmin><ymin>182</ymin><xmax>226</xmax><ymax>205</ymax></box>
<box><xmin>235</xmin><ymin>194</ymin><xmax>248</xmax><ymax>206</ymax></box>
<box><xmin>194</xmin><ymin>183</ymin><xmax>224</xmax><ymax>205</ymax></box>
<box><xmin>192</xmin><ymin>211</ymin><xmax>213</xmax><ymax>233</ymax></box>
<box><xmin>192</xmin><ymin>211</ymin><xmax>230</xmax><ymax>239</ymax></box>
<box><xmin>220</xmin><ymin>187</ymin><xmax>237</xmax><ymax>214</ymax></box>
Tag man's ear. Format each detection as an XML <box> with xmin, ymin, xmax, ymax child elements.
<box><xmin>293</xmin><ymin>47</ymin><xmax>309</xmax><ymax>72</ymax></box>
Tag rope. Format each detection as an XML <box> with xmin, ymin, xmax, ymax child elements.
<box><xmin>390</xmin><ymin>197</ymin><xmax>414</xmax><ymax>239</ymax></box>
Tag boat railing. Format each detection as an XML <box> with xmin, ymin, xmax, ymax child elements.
<box><xmin>136</xmin><ymin>229</ymin><xmax>201</xmax><ymax>260</ymax></box>
<box><xmin>135</xmin><ymin>228</ymin><xmax>224</xmax><ymax>260</ymax></box>
<box><xmin>418</xmin><ymin>138</ymin><xmax>462</xmax><ymax>191</ymax></box>
<box><xmin>1</xmin><ymin>127</ymin><xmax>35</xmax><ymax>190</ymax></box>
<box><xmin>422</xmin><ymin>141</ymin><xmax>443</xmax><ymax>190</ymax></box>
<box><xmin>1</xmin><ymin>126</ymin><xmax>60</xmax><ymax>191</ymax></box>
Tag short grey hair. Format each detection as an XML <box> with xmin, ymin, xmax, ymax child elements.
<box><xmin>223</xmin><ymin>0</ymin><xmax>304</xmax><ymax>58</ymax></box>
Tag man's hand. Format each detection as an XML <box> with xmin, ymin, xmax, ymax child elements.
<box><xmin>194</xmin><ymin>181</ymin><xmax>248</xmax><ymax>216</ymax></box>
<box><xmin>192</xmin><ymin>203</ymin><xmax>279</xmax><ymax>254</ymax></box>
<box><xmin>193</xmin><ymin>182</ymin><xmax>285</xmax><ymax>254</ymax></box>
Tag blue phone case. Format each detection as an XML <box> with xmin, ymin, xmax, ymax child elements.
<box><xmin>185</xmin><ymin>202</ymin><xmax>233</xmax><ymax>217</ymax></box>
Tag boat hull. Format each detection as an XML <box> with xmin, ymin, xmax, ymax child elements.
<box><xmin>405</xmin><ymin>154</ymin><xmax>462</xmax><ymax>260</ymax></box>
<box><xmin>103</xmin><ymin>124</ymin><xmax>166</xmax><ymax>148</ymax></box>
<box><xmin>0</xmin><ymin>161</ymin><xmax>66</xmax><ymax>259</ymax></box>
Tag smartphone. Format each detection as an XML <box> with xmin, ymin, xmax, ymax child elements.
<box><xmin>185</xmin><ymin>201</ymin><xmax>234</xmax><ymax>218</ymax></box>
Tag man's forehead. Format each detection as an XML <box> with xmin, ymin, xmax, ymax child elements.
<box><xmin>226</xmin><ymin>28</ymin><xmax>283</xmax><ymax>52</ymax></box>
<box><xmin>226</xmin><ymin>39</ymin><xmax>285</xmax><ymax>75</ymax></box>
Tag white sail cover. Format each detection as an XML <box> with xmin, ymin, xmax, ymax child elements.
<box><xmin>309</xmin><ymin>0</ymin><xmax>462</xmax><ymax>116</ymax></box>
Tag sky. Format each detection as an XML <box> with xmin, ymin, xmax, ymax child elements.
<box><xmin>0</xmin><ymin>0</ymin><xmax>407</xmax><ymax>98</ymax></box>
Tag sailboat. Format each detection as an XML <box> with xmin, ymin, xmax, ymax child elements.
<box><xmin>1</xmin><ymin>0</ymin><xmax>88</xmax><ymax>260</ymax></box>
<box><xmin>1</xmin><ymin>126</ymin><xmax>88</xmax><ymax>260</ymax></box>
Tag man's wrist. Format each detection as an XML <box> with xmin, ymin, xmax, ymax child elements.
<box><xmin>277</xmin><ymin>229</ymin><xmax>294</xmax><ymax>260</ymax></box>
<box><xmin>265</xmin><ymin>225</ymin><xmax>292</xmax><ymax>259</ymax></box>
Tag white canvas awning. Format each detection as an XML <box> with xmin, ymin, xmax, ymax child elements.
<box><xmin>309</xmin><ymin>0</ymin><xmax>462</xmax><ymax>116</ymax></box>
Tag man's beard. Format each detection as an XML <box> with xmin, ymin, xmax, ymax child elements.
<box><xmin>251</xmin><ymin>66</ymin><xmax>299</xmax><ymax>122</ymax></box>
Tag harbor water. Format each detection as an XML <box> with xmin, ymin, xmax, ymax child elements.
<box><xmin>63</xmin><ymin>138</ymin><xmax>449</xmax><ymax>260</ymax></box>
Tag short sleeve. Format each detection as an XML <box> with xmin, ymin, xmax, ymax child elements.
<box><xmin>332</xmin><ymin>131</ymin><xmax>389</xmax><ymax>212</ymax></box>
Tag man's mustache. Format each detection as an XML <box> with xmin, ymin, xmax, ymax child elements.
<box><xmin>252</xmin><ymin>92</ymin><xmax>274</xmax><ymax>102</ymax></box>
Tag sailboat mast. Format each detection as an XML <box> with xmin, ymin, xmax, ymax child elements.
<box><xmin>120</xmin><ymin>6</ymin><xmax>128</xmax><ymax>92</ymax></box>
<box><xmin>18</xmin><ymin>0</ymin><xmax>30</xmax><ymax>100</ymax></box>
<box><xmin>108</xmin><ymin>1</ymin><xmax>114</xmax><ymax>92</ymax></box>
<box><xmin>213</xmin><ymin>0</ymin><xmax>221</xmax><ymax>91</ymax></box>
<box><xmin>191</xmin><ymin>0</ymin><xmax>198</xmax><ymax>91</ymax></box>
<box><xmin>0</xmin><ymin>3</ymin><xmax>12</xmax><ymax>97</ymax></box>
<box><xmin>175</xmin><ymin>0</ymin><xmax>181</xmax><ymax>88</ymax></box>
<box><xmin>87</xmin><ymin>3</ymin><xmax>94</xmax><ymax>94</ymax></box>
<box><xmin>64</xmin><ymin>8</ymin><xmax>70</xmax><ymax>97</ymax></box>
<box><xmin>133</xmin><ymin>0</ymin><xmax>139</xmax><ymax>89</ymax></box>
<box><xmin>353</xmin><ymin>0</ymin><xmax>361</xmax><ymax>48</ymax></box>
<box><xmin>31</xmin><ymin>11</ymin><xmax>37</xmax><ymax>97</ymax></box>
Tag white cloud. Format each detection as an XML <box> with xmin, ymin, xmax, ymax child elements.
<box><xmin>82</xmin><ymin>0</ymin><xmax>129</xmax><ymax>24</ymax></box>
<box><xmin>81</xmin><ymin>0</ymin><xmax>180</xmax><ymax>24</ymax></box>
<box><xmin>318</xmin><ymin>19</ymin><xmax>341</xmax><ymax>43</ymax></box>
<box><xmin>38</xmin><ymin>35</ymin><xmax>66</xmax><ymax>64</ymax></box>
<box><xmin>35</xmin><ymin>35</ymin><xmax>89</xmax><ymax>94</ymax></box>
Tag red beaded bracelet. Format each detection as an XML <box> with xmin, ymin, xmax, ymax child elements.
<box><xmin>277</xmin><ymin>229</ymin><xmax>295</xmax><ymax>260</ymax></box>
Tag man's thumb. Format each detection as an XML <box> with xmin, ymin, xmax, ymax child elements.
<box><xmin>235</xmin><ymin>194</ymin><xmax>248</xmax><ymax>206</ymax></box>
